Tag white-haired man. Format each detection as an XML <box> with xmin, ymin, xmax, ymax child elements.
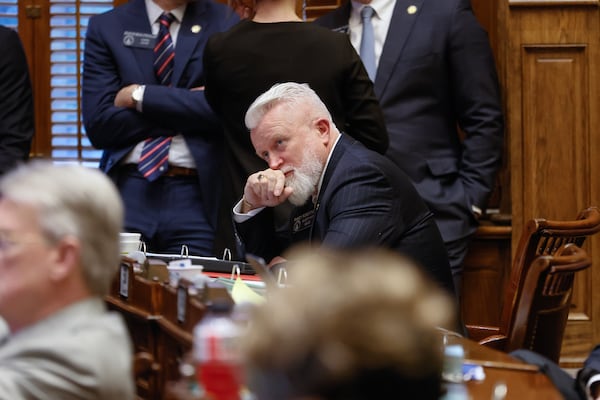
<box><xmin>0</xmin><ymin>161</ymin><xmax>134</xmax><ymax>399</ymax></box>
<box><xmin>235</xmin><ymin>82</ymin><xmax>455</xmax><ymax>295</ymax></box>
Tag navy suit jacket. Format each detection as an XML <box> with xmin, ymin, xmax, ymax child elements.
<box><xmin>82</xmin><ymin>0</ymin><xmax>238</xmax><ymax>229</ymax></box>
<box><xmin>0</xmin><ymin>26</ymin><xmax>33</xmax><ymax>175</ymax></box>
<box><xmin>577</xmin><ymin>345</ymin><xmax>600</xmax><ymax>399</ymax></box>
<box><xmin>237</xmin><ymin>135</ymin><xmax>455</xmax><ymax>294</ymax></box>
<box><xmin>316</xmin><ymin>0</ymin><xmax>504</xmax><ymax>242</ymax></box>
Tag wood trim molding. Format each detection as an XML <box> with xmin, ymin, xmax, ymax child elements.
<box><xmin>509</xmin><ymin>0</ymin><xmax>599</xmax><ymax>6</ymax></box>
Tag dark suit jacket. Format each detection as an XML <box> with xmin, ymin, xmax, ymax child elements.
<box><xmin>237</xmin><ymin>135</ymin><xmax>455</xmax><ymax>294</ymax></box>
<box><xmin>203</xmin><ymin>20</ymin><xmax>388</xmax><ymax>257</ymax></box>
<box><xmin>577</xmin><ymin>345</ymin><xmax>600</xmax><ymax>399</ymax></box>
<box><xmin>316</xmin><ymin>0</ymin><xmax>504</xmax><ymax>243</ymax></box>
<box><xmin>81</xmin><ymin>0</ymin><xmax>238</xmax><ymax>230</ymax></box>
<box><xmin>0</xmin><ymin>26</ymin><xmax>34</xmax><ymax>175</ymax></box>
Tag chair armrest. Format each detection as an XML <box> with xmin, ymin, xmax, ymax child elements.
<box><xmin>466</xmin><ymin>325</ymin><xmax>501</xmax><ymax>341</ymax></box>
<box><xmin>478</xmin><ymin>334</ymin><xmax>508</xmax><ymax>351</ymax></box>
<box><xmin>465</xmin><ymin>325</ymin><xmax>507</xmax><ymax>350</ymax></box>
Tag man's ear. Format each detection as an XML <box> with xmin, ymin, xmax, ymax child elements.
<box><xmin>48</xmin><ymin>236</ymin><xmax>80</xmax><ymax>282</ymax></box>
<box><xmin>315</xmin><ymin>118</ymin><xmax>331</xmax><ymax>144</ymax></box>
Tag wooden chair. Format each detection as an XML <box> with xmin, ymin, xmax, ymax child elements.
<box><xmin>467</xmin><ymin>243</ymin><xmax>592</xmax><ymax>362</ymax></box>
<box><xmin>509</xmin><ymin>206</ymin><xmax>600</xmax><ymax>313</ymax></box>
<box><xmin>503</xmin><ymin>206</ymin><xmax>600</xmax><ymax>344</ymax></box>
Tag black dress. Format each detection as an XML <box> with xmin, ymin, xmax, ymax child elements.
<box><xmin>204</xmin><ymin>20</ymin><xmax>388</xmax><ymax>256</ymax></box>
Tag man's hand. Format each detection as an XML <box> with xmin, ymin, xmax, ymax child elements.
<box><xmin>114</xmin><ymin>84</ymin><xmax>138</xmax><ymax>108</ymax></box>
<box><xmin>242</xmin><ymin>169</ymin><xmax>293</xmax><ymax>212</ymax></box>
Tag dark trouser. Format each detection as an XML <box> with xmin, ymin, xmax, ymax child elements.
<box><xmin>117</xmin><ymin>168</ymin><xmax>214</xmax><ymax>256</ymax></box>
<box><xmin>444</xmin><ymin>236</ymin><xmax>471</xmax><ymax>299</ymax></box>
<box><xmin>444</xmin><ymin>236</ymin><xmax>471</xmax><ymax>337</ymax></box>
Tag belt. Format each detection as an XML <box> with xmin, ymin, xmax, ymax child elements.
<box><xmin>162</xmin><ymin>166</ymin><xmax>197</xmax><ymax>177</ymax></box>
<box><xmin>122</xmin><ymin>164</ymin><xmax>197</xmax><ymax>177</ymax></box>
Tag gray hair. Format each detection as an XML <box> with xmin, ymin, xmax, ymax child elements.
<box><xmin>244</xmin><ymin>246</ymin><xmax>455</xmax><ymax>399</ymax></box>
<box><xmin>245</xmin><ymin>82</ymin><xmax>334</xmax><ymax>130</ymax></box>
<box><xmin>0</xmin><ymin>161</ymin><xmax>123</xmax><ymax>296</ymax></box>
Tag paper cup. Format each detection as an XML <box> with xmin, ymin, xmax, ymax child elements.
<box><xmin>120</xmin><ymin>240</ymin><xmax>141</xmax><ymax>255</ymax></box>
<box><xmin>120</xmin><ymin>232</ymin><xmax>141</xmax><ymax>241</ymax></box>
<box><xmin>120</xmin><ymin>232</ymin><xmax>141</xmax><ymax>255</ymax></box>
<box><xmin>168</xmin><ymin>260</ymin><xmax>204</xmax><ymax>287</ymax></box>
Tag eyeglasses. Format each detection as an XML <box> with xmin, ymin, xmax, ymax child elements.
<box><xmin>0</xmin><ymin>230</ymin><xmax>47</xmax><ymax>254</ymax></box>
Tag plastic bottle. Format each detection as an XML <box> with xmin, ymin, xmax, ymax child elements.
<box><xmin>193</xmin><ymin>300</ymin><xmax>242</xmax><ymax>400</ymax></box>
<box><xmin>442</xmin><ymin>344</ymin><xmax>465</xmax><ymax>383</ymax></box>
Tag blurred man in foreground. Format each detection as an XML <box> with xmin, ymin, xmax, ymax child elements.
<box><xmin>0</xmin><ymin>161</ymin><xmax>134</xmax><ymax>399</ymax></box>
<box><xmin>243</xmin><ymin>246</ymin><xmax>455</xmax><ymax>400</ymax></box>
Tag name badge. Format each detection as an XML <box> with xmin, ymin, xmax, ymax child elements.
<box><xmin>122</xmin><ymin>31</ymin><xmax>156</xmax><ymax>49</ymax></box>
<box><xmin>292</xmin><ymin>209</ymin><xmax>315</xmax><ymax>233</ymax></box>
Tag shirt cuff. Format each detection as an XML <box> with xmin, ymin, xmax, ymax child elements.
<box><xmin>233</xmin><ymin>198</ymin><xmax>265</xmax><ymax>223</ymax></box>
<box><xmin>588</xmin><ymin>374</ymin><xmax>600</xmax><ymax>398</ymax></box>
<box><xmin>471</xmin><ymin>204</ymin><xmax>483</xmax><ymax>217</ymax></box>
<box><xmin>135</xmin><ymin>85</ymin><xmax>146</xmax><ymax>112</ymax></box>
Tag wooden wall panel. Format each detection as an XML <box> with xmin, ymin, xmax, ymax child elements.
<box><xmin>521</xmin><ymin>46</ymin><xmax>589</xmax><ymax>219</ymax></box>
<box><xmin>507</xmin><ymin>4</ymin><xmax>600</xmax><ymax>365</ymax></box>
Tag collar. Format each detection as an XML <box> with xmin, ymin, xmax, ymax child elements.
<box><xmin>313</xmin><ymin>133</ymin><xmax>341</xmax><ymax>204</ymax></box>
<box><xmin>146</xmin><ymin>0</ymin><xmax>187</xmax><ymax>24</ymax></box>
<box><xmin>350</xmin><ymin>0</ymin><xmax>395</xmax><ymax>19</ymax></box>
<box><xmin>3</xmin><ymin>298</ymin><xmax>105</xmax><ymax>342</ymax></box>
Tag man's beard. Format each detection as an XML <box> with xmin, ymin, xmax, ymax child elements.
<box><xmin>284</xmin><ymin>149</ymin><xmax>323</xmax><ymax>206</ymax></box>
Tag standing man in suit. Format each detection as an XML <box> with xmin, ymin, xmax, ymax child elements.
<box><xmin>235</xmin><ymin>82</ymin><xmax>455</xmax><ymax>295</ymax></box>
<box><xmin>0</xmin><ymin>161</ymin><xmax>134</xmax><ymax>399</ymax></box>
<box><xmin>316</xmin><ymin>0</ymin><xmax>505</xmax><ymax>295</ymax></box>
<box><xmin>0</xmin><ymin>26</ymin><xmax>34</xmax><ymax>175</ymax></box>
<box><xmin>82</xmin><ymin>0</ymin><xmax>238</xmax><ymax>256</ymax></box>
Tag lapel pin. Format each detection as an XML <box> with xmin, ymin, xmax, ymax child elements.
<box><xmin>191</xmin><ymin>25</ymin><xmax>201</xmax><ymax>33</ymax></box>
<box><xmin>407</xmin><ymin>5</ymin><xmax>417</xmax><ymax>14</ymax></box>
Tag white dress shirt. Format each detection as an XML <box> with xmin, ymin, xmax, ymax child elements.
<box><xmin>124</xmin><ymin>0</ymin><xmax>195</xmax><ymax>169</ymax></box>
<box><xmin>349</xmin><ymin>0</ymin><xmax>396</xmax><ymax>72</ymax></box>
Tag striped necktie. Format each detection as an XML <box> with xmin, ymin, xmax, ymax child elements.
<box><xmin>359</xmin><ymin>6</ymin><xmax>376</xmax><ymax>81</ymax></box>
<box><xmin>138</xmin><ymin>12</ymin><xmax>175</xmax><ymax>181</ymax></box>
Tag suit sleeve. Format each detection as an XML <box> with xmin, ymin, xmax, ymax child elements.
<box><xmin>339</xmin><ymin>36</ymin><xmax>389</xmax><ymax>154</ymax></box>
<box><xmin>0</xmin><ymin>29</ymin><xmax>33</xmax><ymax>174</ymax></box>
<box><xmin>0</xmin><ymin>349</ymin><xmax>99</xmax><ymax>400</ymax></box>
<box><xmin>141</xmin><ymin>83</ymin><xmax>221</xmax><ymax>135</ymax></box>
<box><xmin>320</xmin><ymin>165</ymin><xmax>399</xmax><ymax>248</ymax></box>
<box><xmin>449</xmin><ymin>0</ymin><xmax>504</xmax><ymax>209</ymax></box>
<box><xmin>578</xmin><ymin>345</ymin><xmax>600</xmax><ymax>398</ymax></box>
<box><xmin>81</xmin><ymin>16</ymin><xmax>221</xmax><ymax>151</ymax></box>
<box><xmin>235</xmin><ymin>208</ymin><xmax>289</xmax><ymax>263</ymax></box>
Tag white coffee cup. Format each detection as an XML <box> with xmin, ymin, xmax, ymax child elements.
<box><xmin>120</xmin><ymin>232</ymin><xmax>141</xmax><ymax>255</ymax></box>
<box><xmin>168</xmin><ymin>259</ymin><xmax>204</xmax><ymax>286</ymax></box>
<box><xmin>120</xmin><ymin>232</ymin><xmax>141</xmax><ymax>241</ymax></box>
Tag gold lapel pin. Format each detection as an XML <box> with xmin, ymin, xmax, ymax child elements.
<box><xmin>407</xmin><ymin>5</ymin><xmax>417</xmax><ymax>14</ymax></box>
<box><xmin>191</xmin><ymin>25</ymin><xmax>201</xmax><ymax>33</ymax></box>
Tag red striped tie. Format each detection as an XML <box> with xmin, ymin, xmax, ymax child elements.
<box><xmin>139</xmin><ymin>12</ymin><xmax>175</xmax><ymax>181</ymax></box>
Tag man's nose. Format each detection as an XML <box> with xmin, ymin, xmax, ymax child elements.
<box><xmin>268</xmin><ymin>156</ymin><xmax>282</xmax><ymax>170</ymax></box>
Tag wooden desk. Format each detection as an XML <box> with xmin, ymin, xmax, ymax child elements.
<box><xmin>163</xmin><ymin>334</ymin><xmax>563</xmax><ymax>400</ymax></box>
<box><xmin>445</xmin><ymin>334</ymin><xmax>563</xmax><ymax>399</ymax></box>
